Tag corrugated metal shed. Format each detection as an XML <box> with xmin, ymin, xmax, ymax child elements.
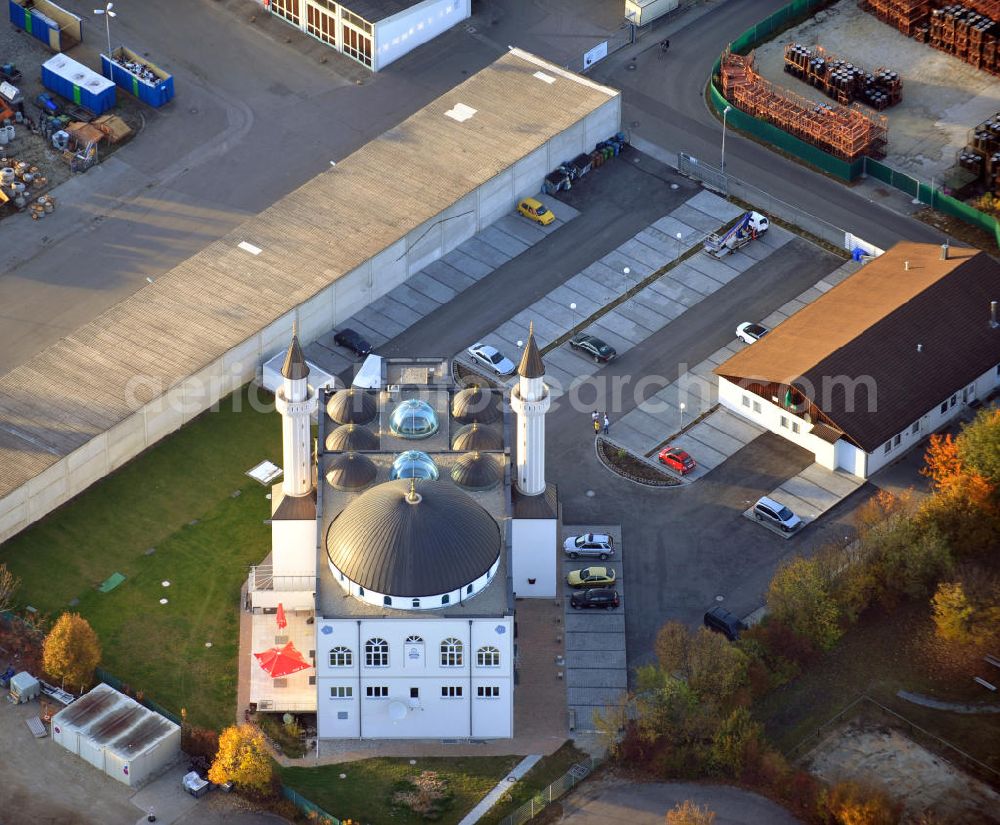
<box><xmin>0</xmin><ymin>49</ymin><xmax>617</xmax><ymax>502</ymax></box>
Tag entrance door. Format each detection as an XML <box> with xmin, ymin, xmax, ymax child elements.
<box><xmin>306</xmin><ymin>1</ymin><xmax>336</xmax><ymax>45</ymax></box>
<box><xmin>962</xmin><ymin>382</ymin><xmax>976</xmax><ymax>403</ymax></box>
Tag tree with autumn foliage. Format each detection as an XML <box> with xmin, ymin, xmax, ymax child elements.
<box><xmin>0</xmin><ymin>562</ymin><xmax>20</xmax><ymax>613</ymax></box>
<box><xmin>665</xmin><ymin>800</ymin><xmax>715</xmax><ymax>825</ymax></box>
<box><xmin>42</xmin><ymin>612</ymin><xmax>101</xmax><ymax>693</ymax></box>
<box><xmin>209</xmin><ymin>724</ymin><xmax>272</xmax><ymax>792</ymax></box>
<box><xmin>825</xmin><ymin>780</ymin><xmax>901</xmax><ymax>825</ymax></box>
<box><xmin>920</xmin><ymin>409</ymin><xmax>1000</xmax><ymax>556</ymax></box>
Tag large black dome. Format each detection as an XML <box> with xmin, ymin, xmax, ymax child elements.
<box><xmin>325</xmin><ymin>423</ymin><xmax>379</xmax><ymax>452</ymax></box>
<box><xmin>326</xmin><ymin>479</ymin><xmax>501</xmax><ymax>597</ymax></box>
<box><xmin>451</xmin><ymin>386</ymin><xmax>501</xmax><ymax>425</ymax></box>
<box><xmin>326</xmin><ymin>389</ymin><xmax>377</xmax><ymax>426</ymax></box>
<box><xmin>326</xmin><ymin>452</ymin><xmax>378</xmax><ymax>491</ymax></box>
<box><xmin>452</xmin><ymin>422</ymin><xmax>503</xmax><ymax>452</ymax></box>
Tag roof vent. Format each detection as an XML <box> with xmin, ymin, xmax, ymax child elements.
<box><xmin>238</xmin><ymin>241</ymin><xmax>262</xmax><ymax>256</ymax></box>
<box><xmin>904</xmin><ymin>260</ymin><xmax>911</xmax><ymax>271</ymax></box>
<box><xmin>916</xmin><ymin>343</ymin><xmax>923</xmax><ymax>353</ymax></box>
<box><xmin>940</xmin><ymin>242</ymin><xmax>949</xmax><ymax>260</ymax></box>
<box><xmin>533</xmin><ymin>71</ymin><xmax>556</xmax><ymax>84</ymax></box>
<box><xmin>444</xmin><ymin>103</ymin><xmax>477</xmax><ymax>123</ymax></box>
<box><xmin>991</xmin><ymin>300</ymin><xmax>998</xmax><ymax>329</ymax></box>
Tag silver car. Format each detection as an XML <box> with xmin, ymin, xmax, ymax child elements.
<box><xmin>467</xmin><ymin>343</ymin><xmax>516</xmax><ymax>376</ymax></box>
<box><xmin>562</xmin><ymin>533</ymin><xmax>615</xmax><ymax>560</ymax></box>
<box><xmin>753</xmin><ymin>496</ymin><xmax>802</xmax><ymax>532</ymax></box>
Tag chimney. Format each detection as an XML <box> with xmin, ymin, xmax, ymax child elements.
<box><xmin>904</xmin><ymin>260</ymin><xmax>911</xmax><ymax>271</ymax></box>
<box><xmin>917</xmin><ymin>343</ymin><xmax>923</xmax><ymax>353</ymax></box>
<box><xmin>940</xmin><ymin>242</ymin><xmax>949</xmax><ymax>260</ymax></box>
<box><xmin>991</xmin><ymin>300</ymin><xmax>998</xmax><ymax>329</ymax></box>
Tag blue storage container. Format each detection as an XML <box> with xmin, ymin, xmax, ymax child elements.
<box><xmin>8</xmin><ymin>0</ymin><xmax>82</xmax><ymax>53</ymax></box>
<box><xmin>100</xmin><ymin>47</ymin><xmax>174</xmax><ymax>108</ymax></box>
<box><xmin>41</xmin><ymin>55</ymin><xmax>116</xmax><ymax>115</ymax></box>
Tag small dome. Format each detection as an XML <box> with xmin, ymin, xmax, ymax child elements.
<box><xmin>327</xmin><ymin>389</ymin><xmax>377</xmax><ymax>426</ymax></box>
<box><xmin>452</xmin><ymin>385</ymin><xmax>500</xmax><ymax>425</ymax></box>
<box><xmin>390</xmin><ymin>450</ymin><xmax>439</xmax><ymax>481</ymax></box>
<box><xmin>452</xmin><ymin>423</ymin><xmax>503</xmax><ymax>452</ymax></box>
<box><xmin>325</xmin><ymin>424</ymin><xmax>379</xmax><ymax>453</ymax></box>
<box><xmin>326</xmin><ymin>452</ymin><xmax>378</xmax><ymax>491</ymax></box>
<box><xmin>451</xmin><ymin>452</ymin><xmax>502</xmax><ymax>491</ymax></box>
<box><xmin>326</xmin><ymin>479</ymin><xmax>502</xmax><ymax>596</ymax></box>
<box><xmin>388</xmin><ymin>399</ymin><xmax>439</xmax><ymax>439</ymax></box>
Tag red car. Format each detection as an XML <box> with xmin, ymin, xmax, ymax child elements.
<box><xmin>658</xmin><ymin>446</ymin><xmax>696</xmax><ymax>475</ymax></box>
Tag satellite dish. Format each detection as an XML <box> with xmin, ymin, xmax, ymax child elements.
<box><xmin>388</xmin><ymin>701</ymin><xmax>407</xmax><ymax>721</ymax></box>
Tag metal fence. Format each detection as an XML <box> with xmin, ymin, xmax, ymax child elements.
<box><xmin>708</xmin><ymin>0</ymin><xmax>1000</xmax><ymax>246</ymax></box>
<box><xmin>498</xmin><ymin>757</ymin><xmax>602</xmax><ymax>825</ymax></box>
<box><xmin>677</xmin><ymin>152</ymin><xmax>879</xmax><ymax>254</ymax></box>
<box><xmin>785</xmin><ymin>694</ymin><xmax>1000</xmax><ymax>783</ymax></box>
<box><xmin>282</xmin><ymin>786</ymin><xmax>342</xmax><ymax>825</ymax></box>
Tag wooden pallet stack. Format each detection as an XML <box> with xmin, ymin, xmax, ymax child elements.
<box><xmin>959</xmin><ymin>112</ymin><xmax>1000</xmax><ymax>193</ymax></box>
<box><xmin>860</xmin><ymin>0</ymin><xmax>1000</xmax><ymax>75</ymax></box>
<box><xmin>783</xmin><ymin>43</ymin><xmax>902</xmax><ymax>109</ymax></box>
<box><xmin>858</xmin><ymin>0</ymin><xmax>932</xmax><ymax>35</ymax></box>
<box><xmin>722</xmin><ymin>50</ymin><xmax>889</xmax><ymax>161</ymax></box>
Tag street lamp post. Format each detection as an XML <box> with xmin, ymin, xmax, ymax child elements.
<box><xmin>94</xmin><ymin>2</ymin><xmax>116</xmax><ymax>57</ymax></box>
<box><xmin>679</xmin><ymin>402</ymin><xmax>686</xmax><ymax>430</ymax></box>
<box><xmin>721</xmin><ymin>105</ymin><xmax>732</xmax><ymax>174</ymax></box>
<box><xmin>623</xmin><ymin>266</ymin><xmax>631</xmax><ymax>295</ymax></box>
<box><xmin>675</xmin><ymin>231</ymin><xmax>683</xmax><ymax>260</ymax></box>
<box><xmin>569</xmin><ymin>302</ymin><xmax>578</xmax><ymax>329</ymax></box>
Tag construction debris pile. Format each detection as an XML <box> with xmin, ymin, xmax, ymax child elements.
<box><xmin>783</xmin><ymin>44</ymin><xmax>902</xmax><ymax>109</ymax></box>
<box><xmin>860</xmin><ymin>0</ymin><xmax>1000</xmax><ymax>75</ymax></box>
<box><xmin>110</xmin><ymin>52</ymin><xmax>158</xmax><ymax>85</ymax></box>
<box><xmin>958</xmin><ymin>111</ymin><xmax>1000</xmax><ymax>193</ymax></box>
<box><xmin>721</xmin><ymin>50</ymin><xmax>888</xmax><ymax>161</ymax></box>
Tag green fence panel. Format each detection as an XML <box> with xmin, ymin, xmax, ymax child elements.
<box><xmin>864</xmin><ymin>158</ymin><xmax>892</xmax><ymax>184</ymax></box>
<box><xmin>282</xmin><ymin>786</ymin><xmax>341</xmax><ymax>824</ymax></box>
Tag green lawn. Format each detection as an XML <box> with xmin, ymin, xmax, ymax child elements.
<box><xmin>280</xmin><ymin>756</ymin><xmax>521</xmax><ymax>825</ymax></box>
<box><xmin>754</xmin><ymin>600</ymin><xmax>1000</xmax><ymax>772</ymax></box>
<box><xmin>0</xmin><ymin>386</ymin><xmax>281</xmax><ymax>729</ymax></box>
<box><xmin>479</xmin><ymin>741</ymin><xmax>589</xmax><ymax>825</ymax></box>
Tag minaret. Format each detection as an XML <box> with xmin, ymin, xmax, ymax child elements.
<box><xmin>274</xmin><ymin>329</ymin><xmax>317</xmax><ymax>496</ymax></box>
<box><xmin>510</xmin><ymin>323</ymin><xmax>550</xmax><ymax>496</ymax></box>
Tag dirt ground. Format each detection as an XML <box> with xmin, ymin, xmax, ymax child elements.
<box><xmin>804</xmin><ymin>723</ymin><xmax>1000</xmax><ymax>824</ymax></box>
<box><xmin>752</xmin><ymin>0</ymin><xmax>1000</xmax><ymax>182</ymax></box>
<box><xmin>0</xmin><ymin>25</ymin><xmax>144</xmax><ymax>222</ymax></box>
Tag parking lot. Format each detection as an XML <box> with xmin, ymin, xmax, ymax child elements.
<box><xmin>560</xmin><ymin>525</ymin><xmax>628</xmax><ymax>733</ymax></box>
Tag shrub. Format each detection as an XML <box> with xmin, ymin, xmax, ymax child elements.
<box><xmin>825</xmin><ymin>780</ymin><xmax>901</xmax><ymax>825</ymax></box>
<box><xmin>709</xmin><ymin>707</ymin><xmax>762</xmax><ymax>777</ymax></box>
<box><xmin>665</xmin><ymin>800</ymin><xmax>716</xmax><ymax>825</ymax></box>
<box><xmin>766</xmin><ymin>557</ymin><xmax>842</xmax><ymax>650</ymax></box>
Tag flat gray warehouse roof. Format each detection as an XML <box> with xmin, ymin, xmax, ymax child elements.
<box><xmin>0</xmin><ymin>50</ymin><xmax>618</xmax><ymax>502</ymax></box>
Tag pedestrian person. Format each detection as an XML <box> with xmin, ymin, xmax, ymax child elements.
<box><xmin>594</xmin><ymin>418</ymin><xmax>601</xmax><ymax>436</ymax></box>
<box><xmin>591</xmin><ymin>410</ymin><xmax>599</xmax><ymax>424</ymax></box>
<box><xmin>603</xmin><ymin>413</ymin><xmax>610</xmax><ymax>435</ymax></box>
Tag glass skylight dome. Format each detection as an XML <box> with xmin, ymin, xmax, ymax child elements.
<box><xmin>388</xmin><ymin>399</ymin><xmax>439</xmax><ymax>439</ymax></box>
<box><xmin>390</xmin><ymin>450</ymin><xmax>440</xmax><ymax>480</ymax></box>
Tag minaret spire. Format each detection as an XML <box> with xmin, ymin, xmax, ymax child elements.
<box><xmin>510</xmin><ymin>322</ymin><xmax>550</xmax><ymax>496</ymax></box>
<box><xmin>275</xmin><ymin>330</ymin><xmax>317</xmax><ymax>497</ymax></box>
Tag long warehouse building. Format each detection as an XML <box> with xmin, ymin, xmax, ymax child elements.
<box><xmin>0</xmin><ymin>49</ymin><xmax>620</xmax><ymax>544</ymax></box>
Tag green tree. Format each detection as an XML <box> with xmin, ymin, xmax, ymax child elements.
<box><xmin>42</xmin><ymin>612</ymin><xmax>101</xmax><ymax>692</ymax></box>
<box><xmin>709</xmin><ymin>707</ymin><xmax>762</xmax><ymax>776</ymax></box>
<box><xmin>956</xmin><ymin>407</ymin><xmax>1000</xmax><ymax>486</ymax></box>
<box><xmin>208</xmin><ymin>724</ymin><xmax>272</xmax><ymax>792</ymax></box>
<box><xmin>687</xmin><ymin>628</ymin><xmax>749</xmax><ymax>701</ymax></box>
<box><xmin>766</xmin><ymin>556</ymin><xmax>842</xmax><ymax>650</ymax></box>
<box><xmin>868</xmin><ymin>519</ymin><xmax>952</xmax><ymax>603</ymax></box>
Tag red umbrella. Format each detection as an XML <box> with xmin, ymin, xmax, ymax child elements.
<box><xmin>276</xmin><ymin>602</ymin><xmax>287</xmax><ymax>630</ymax></box>
<box><xmin>254</xmin><ymin>642</ymin><xmax>311</xmax><ymax>678</ymax></box>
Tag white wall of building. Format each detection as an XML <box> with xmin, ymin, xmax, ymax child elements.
<box><xmin>373</xmin><ymin>0</ymin><xmax>471</xmax><ymax>71</ymax></box>
<box><xmin>720</xmin><ymin>362</ymin><xmax>1000</xmax><ymax>479</ymax></box>
<box><xmin>316</xmin><ymin>615</ymin><xmax>513</xmax><ymax>739</ymax></box>
<box><xmin>0</xmin><ymin>95</ymin><xmax>621</xmax><ymax>546</ymax></box>
<box><xmin>271</xmin><ymin>518</ymin><xmax>317</xmax><ymax>580</ymax></box>
<box><xmin>510</xmin><ymin>519</ymin><xmax>557</xmax><ymax>598</ymax></box>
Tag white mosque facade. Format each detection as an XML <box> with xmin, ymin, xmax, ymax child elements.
<box><xmin>246</xmin><ymin>331</ymin><xmax>555</xmax><ymax>741</ymax></box>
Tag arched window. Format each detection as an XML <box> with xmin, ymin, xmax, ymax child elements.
<box><xmin>329</xmin><ymin>646</ymin><xmax>352</xmax><ymax>667</ymax></box>
<box><xmin>365</xmin><ymin>637</ymin><xmax>388</xmax><ymax>667</ymax></box>
<box><xmin>477</xmin><ymin>646</ymin><xmax>500</xmax><ymax>667</ymax></box>
<box><xmin>440</xmin><ymin>637</ymin><xmax>463</xmax><ymax>667</ymax></box>
<box><xmin>383</xmin><ymin>595</ymin><xmax>392</xmax><ymax>606</ymax></box>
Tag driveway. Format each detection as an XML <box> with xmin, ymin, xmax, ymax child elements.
<box><xmin>559</xmin><ymin>778</ymin><xmax>802</xmax><ymax>825</ymax></box>
<box><xmin>0</xmin><ymin>697</ymin><xmax>288</xmax><ymax>825</ymax></box>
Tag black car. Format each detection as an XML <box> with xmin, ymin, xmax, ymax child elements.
<box><xmin>569</xmin><ymin>333</ymin><xmax>616</xmax><ymax>363</ymax></box>
<box><xmin>703</xmin><ymin>606</ymin><xmax>746</xmax><ymax>641</ymax></box>
<box><xmin>570</xmin><ymin>588</ymin><xmax>620</xmax><ymax>610</ymax></box>
<box><xmin>333</xmin><ymin>328</ymin><xmax>372</xmax><ymax>357</ymax></box>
